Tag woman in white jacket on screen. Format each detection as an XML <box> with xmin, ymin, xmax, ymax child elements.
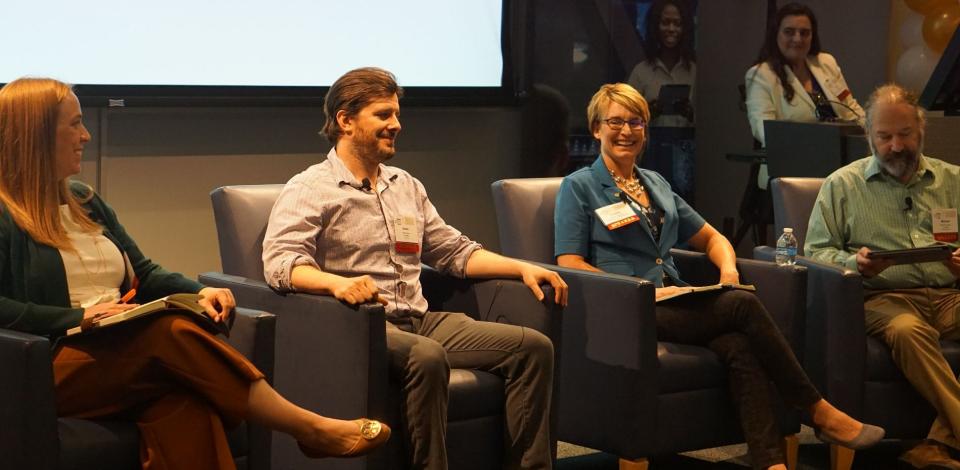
<box><xmin>745</xmin><ymin>2</ymin><xmax>864</xmax><ymax>147</ymax></box>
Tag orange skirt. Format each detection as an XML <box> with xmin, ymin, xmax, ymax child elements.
<box><xmin>53</xmin><ymin>312</ymin><xmax>264</xmax><ymax>470</ymax></box>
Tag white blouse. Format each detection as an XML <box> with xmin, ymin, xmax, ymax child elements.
<box><xmin>58</xmin><ymin>205</ymin><xmax>125</xmax><ymax>308</ymax></box>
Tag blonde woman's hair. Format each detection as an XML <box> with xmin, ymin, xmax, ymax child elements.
<box><xmin>586</xmin><ymin>83</ymin><xmax>651</xmax><ymax>133</ymax></box>
<box><xmin>0</xmin><ymin>78</ymin><xmax>98</xmax><ymax>249</ymax></box>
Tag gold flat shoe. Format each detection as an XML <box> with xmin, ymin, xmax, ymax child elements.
<box><xmin>298</xmin><ymin>419</ymin><xmax>391</xmax><ymax>459</ymax></box>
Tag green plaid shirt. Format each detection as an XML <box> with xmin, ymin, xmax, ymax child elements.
<box><xmin>805</xmin><ymin>155</ymin><xmax>960</xmax><ymax>290</ymax></box>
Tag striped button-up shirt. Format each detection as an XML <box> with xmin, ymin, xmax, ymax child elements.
<box><xmin>262</xmin><ymin>148</ymin><xmax>481</xmax><ymax>316</ymax></box>
<box><xmin>805</xmin><ymin>155</ymin><xmax>960</xmax><ymax>290</ymax></box>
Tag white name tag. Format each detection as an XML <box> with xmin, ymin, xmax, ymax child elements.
<box><xmin>933</xmin><ymin>208</ymin><xmax>959</xmax><ymax>243</ymax></box>
<box><xmin>393</xmin><ymin>216</ymin><xmax>420</xmax><ymax>253</ymax></box>
<box><xmin>595</xmin><ymin>202</ymin><xmax>639</xmax><ymax>230</ymax></box>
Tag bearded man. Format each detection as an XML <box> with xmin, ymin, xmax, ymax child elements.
<box><xmin>806</xmin><ymin>83</ymin><xmax>960</xmax><ymax>469</ymax></box>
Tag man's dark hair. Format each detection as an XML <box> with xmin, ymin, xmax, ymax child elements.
<box><xmin>322</xmin><ymin>67</ymin><xmax>405</xmax><ymax>142</ymax></box>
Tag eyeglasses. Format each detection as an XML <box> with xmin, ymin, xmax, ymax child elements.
<box><xmin>601</xmin><ymin>117</ymin><xmax>646</xmax><ymax>131</ymax></box>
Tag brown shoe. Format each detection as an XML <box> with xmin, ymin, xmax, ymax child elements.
<box><xmin>899</xmin><ymin>440</ymin><xmax>960</xmax><ymax>470</ymax></box>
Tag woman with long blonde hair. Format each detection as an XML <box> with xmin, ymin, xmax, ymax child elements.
<box><xmin>0</xmin><ymin>77</ymin><xmax>390</xmax><ymax>469</ymax></box>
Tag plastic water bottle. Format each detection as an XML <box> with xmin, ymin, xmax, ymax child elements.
<box><xmin>775</xmin><ymin>228</ymin><xmax>798</xmax><ymax>266</ymax></box>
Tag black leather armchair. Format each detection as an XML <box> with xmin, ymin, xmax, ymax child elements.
<box><xmin>492</xmin><ymin>178</ymin><xmax>806</xmax><ymax>469</ymax></box>
<box><xmin>760</xmin><ymin>177</ymin><xmax>960</xmax><ymax>470</ymax></box>
<box><xmin>0</xmin><ymin>308</ymin><xmax>276</xmax><ymax>470</ymax></box>
<box><xmin>201</xmin><ymin>184</ymin><xmax>561</xmax><ymax>470</ymax></box>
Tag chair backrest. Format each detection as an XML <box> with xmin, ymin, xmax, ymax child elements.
<box><xmin>490</xmin><ymin>178</ymin><xmax>563</xmax><ymax>264</ymax></box>
<box><xmin>210</xmin><ymin>185</ymin><xmax>285</xmax><ymax>279</ymax></box>
<box><xmin>770</xmin><ymin>177</ymin><xmax>825</xmax><ymax>256</ymax></box>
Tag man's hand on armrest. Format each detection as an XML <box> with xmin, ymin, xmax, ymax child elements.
<box><xmin>291</xmin><ymin>265</ymin><xmax>387</xmax><ymax>306</ymax></box>
<box><xmin>465</xmin><ymin>250</ymin><xmax>569</xmax><ymax>306</ymax></box>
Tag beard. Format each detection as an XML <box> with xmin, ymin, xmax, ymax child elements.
<box><xmin>878</xmin><ymin>148</ymin><xmax>919</xmax><ymax>180</ymax></box>
<box><xmin>871</xmin><ymin>134</ymin><xmax>923</xmax><ymax>181</ymax></box>
<box><xmin>355</xmin><ymin>128</ymin><xmax>397</xmax><ymax>165</ymax></box>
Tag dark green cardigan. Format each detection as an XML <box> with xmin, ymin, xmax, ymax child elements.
<box><xmin>0</xmin><ymin>182</ymin><xmax>203</xmax><ymax>337</ymax></box>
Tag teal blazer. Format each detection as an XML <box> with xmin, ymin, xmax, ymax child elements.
<box><xmin>554</xmin><ymin>156</ymin><xmax>705</xmax><ymax>286</ymax></box>
<box><xmin>0</xmin><ymin>181</ymin><xmax>203</xmax><ymax>337</ymax></box>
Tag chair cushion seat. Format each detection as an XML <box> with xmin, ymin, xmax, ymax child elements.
<box><xmin>447</xmin><ymin>369</ymin><xmax>505</xmax><ymax>421</ymax></box>
<box><xmin>58</xmin><ymin>418</ymin><xmax>139</xmax><ymax>470</ymax></box>
<box><xmin>58</xmin><ymin>417</ymin><xmax>250</xmax><ymax>470</ymax></box>
<box><xmin>657</xmin><ymin>342</ymin><xmax>726</xmax><ymax>394</ymax></box>
<box><xmin>866</xmin><ymin>336</ymin><xmax>960</xmax><ymax>381</ymax></box>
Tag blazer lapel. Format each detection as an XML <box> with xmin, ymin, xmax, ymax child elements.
<box><xmin>589</xmin><ymin>157</ymin><xmax>658</xmax><ymax>245</ymax></box>
<box><xmin>785</xmin><ymin>65</ymin><xmax>816</xmax><ymax>112</ymax></box>
<box><xmin>637</xmin><ymin>171</ymin><xmax>672</xmax><ymax>252</ymax></box>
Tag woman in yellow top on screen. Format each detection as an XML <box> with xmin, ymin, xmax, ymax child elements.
<box><xmin>745</xmin><ymin>2</ymin><xmax>865</xmax><ymax>147</ymax></box>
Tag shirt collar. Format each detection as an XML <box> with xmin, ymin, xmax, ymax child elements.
<box><xmin>327</xmin><ymin>147</ymin><xmax>399</xmax><ymax>190</ymax></box>
<box><xmin>864</xmin><ymin>154</ymin><xmax>933</xmax><ymax>184</ymax></box>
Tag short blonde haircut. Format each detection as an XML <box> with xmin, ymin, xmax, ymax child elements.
<box><xmin>0</xmin><ymin>77</ymin><xmax>98</xmax><ymax>249</ymax></box>
<box><xmin>586</xmin><ymin>83</ymin><xmax>651</xmax><ymax>133</ymax></box>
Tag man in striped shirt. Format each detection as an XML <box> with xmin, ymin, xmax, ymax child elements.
<box><xmin>806</xmin><ymin>83</ymin><xmax>960</xmax><ymax>469</ymax></box>
<box><xmin>262</xmin><ymin>67</ymin><xmax>568</xmax><ymax>470</ymax></box>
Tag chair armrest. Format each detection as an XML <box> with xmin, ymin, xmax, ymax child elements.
<box><xmin>0</xmin><ymin>329</ymin><xmax>59</xmax><ymax>470</ymax></box>
<box><xmin>199</xmin><ymin>272</ymin><xmax>387</xmax><ymax>416</ymax></box>
<box><xmin>794</xmin><ymin>258</ymin><xmax>868</xmax><ymax>417</ymax></box>
<box><xmin>420</xmin><ymin>265</ymin><xmax>559</xmax><ymax>337</ymax></box>
<box><xmin>670</xmin><ymin>249</ymin><xmax>807</xmax><ymax>356</ymax></box>
<box><xmin>670</xmin><ymin>249</ymin><xmax>807</xmax><ymax>352</ymax></box>
<box><xmin>530</xmin><ymin>265</ymin><xmax>659</xmax><ymax>458</ymax></box>
<box><xmin>224</xmin><ymin>308</ymin><xmax>275</xmax><ymax>470</ymax></box>
<box><xmin>199</xmin><ymin>272</ymin><xmax>389</xmax><ymax>469</ymax></box>
<box><xmin>753</xmin><ymin>245</ymin><xmax>776</xmax><ymax>262</ymax></box>
<box><xmin>735</xmin><ymin>258</ymin><xmax>808</xmax><ymax>358</ymax></box>
<box><xmin>226</xmin><ymin>308</ymin><xmax>276</xmax><ymax>383</ymax></box>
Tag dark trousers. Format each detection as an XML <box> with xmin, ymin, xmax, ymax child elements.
<box><xmin>53</xmin><ymin>312</ymin><xmax>264</xmax><ymax>470</ymax></box>
<box><xmin>656</xmin><ymin>290</ymin><xmax>821</xmax><ymax>469</ymax></box>
<box><xmin>386</xmin><ymin>311</ymin><xmax>554</xmax><ymax>470</ymax></box>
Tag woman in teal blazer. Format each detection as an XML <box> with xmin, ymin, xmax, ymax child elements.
<box><xmin>554</xmin><ymin>83</ymin><xmax>882</xmax><ymax>470</ymax></box>
<box><xmin>0</xmin><ymin>78</ymin><xmax>388</xmax><ymax>468</ymax></box>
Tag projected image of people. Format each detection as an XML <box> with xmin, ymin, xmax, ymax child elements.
<box><xmin>627</xmin><ymin>0</ymin><xmax>696</xmax><ymax>204</ymax></box>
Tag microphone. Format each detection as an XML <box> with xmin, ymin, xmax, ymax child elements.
<box><xmin>904</xmin><ymin>196</ymin><xmax>913</xmax><ymax>211</ymax></box>
<box><xmin>815</xmin><ymin>97</ymin><xmax>864</xmax><ymax>123</ymax></box>
<box><xmin>827</xmin><ymin>98</ymin><xmax>863</xmax><ymax>120</ymax></box>
<box><xmin>360</xmin><ymin>178</ymin><xmax>372</xmax><ymax>192</ymax></box>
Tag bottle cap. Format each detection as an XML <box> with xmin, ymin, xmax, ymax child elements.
<box><xmin>783</xmin><ymin>227</ymin><xmax>793</xmax><ymax>233</ymax></box>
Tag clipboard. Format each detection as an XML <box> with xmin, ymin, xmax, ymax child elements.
<box><xmin>866</xmin><ymin>245</ymin><xmax>953</xmax><ymax>265</ymax></box>
<box><xmin>657</xmin><ymin>84</ymin><xmax>691</xmax><ymax>115</ymax></box>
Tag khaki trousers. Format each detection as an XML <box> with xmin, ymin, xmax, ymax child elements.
<box><xmin>865</xmin><ymin>287</ymin><xmax>960</xmax><ymax>448</ymax></box>
<box><xmin>53</xmin><ymin>312</ymin><xmax>264</xmax><ymax>470</ymax></box>
<box><xmin>386</xmin><ymin>311</ymin><xmax>554</xmax><ymax>470</ymax></box>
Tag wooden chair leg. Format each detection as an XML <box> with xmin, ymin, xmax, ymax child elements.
<box><xmin>619</xmin><ymin>457</ymin><xmax>649</xmax><ymax>470</ymax></box>
<box><xmin>830</xmin><ymin>444</ymin><xmax>855</xmax><ymax>470</ymax></box>
<box><xmin>782</xmin><ymin>433</ymin><xmax>799</xmax><ymax>470</ymax></box>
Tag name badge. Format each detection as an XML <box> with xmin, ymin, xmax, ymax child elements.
<box><xmin>823</xmin><ymin>76</ymin><xmax>851</xmax><ymax>101</ymax></box>
<box><xmin>933</xmin><ymin>208</ymin><xmax>959</xmax><ymax>242</ymax></box>
<box><xmin>393</xmin><ymin>216</ymin><xmax>420</xmax><ymax>253</ymax></box>
<box><xmin>595</xmin><ymin>201</ymin><xmax>639</xmax><ymax>230</ymax></box>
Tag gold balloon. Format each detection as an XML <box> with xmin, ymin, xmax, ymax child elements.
<box><xmin>906</xmin><ymin>0</ymin><xmax>954</xmax><ymax>15</ymax></box>
<box><xmin>923</xmin><ymin>4</ymin><xmax>960</xmax><ymax>53</ymax></box>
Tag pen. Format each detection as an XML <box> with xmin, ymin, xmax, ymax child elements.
<box><xmin>120</xmin><ymin>289</ymin><xmax>137</xmax><ymax>304</ymax></box>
